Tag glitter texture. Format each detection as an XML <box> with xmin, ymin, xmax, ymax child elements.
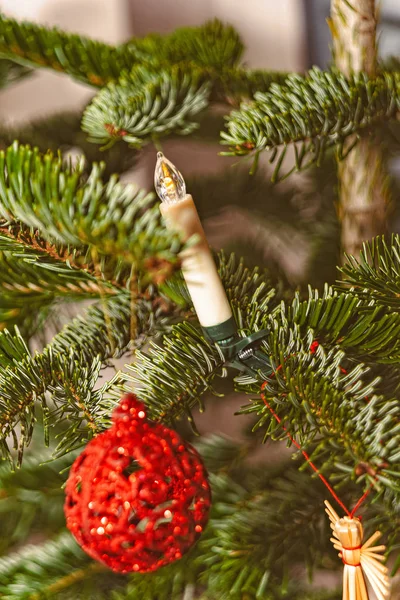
<box><xmin>64</xmin><ymin>394</ymin><xmax>211</xmax><ymax>573</ymax></box>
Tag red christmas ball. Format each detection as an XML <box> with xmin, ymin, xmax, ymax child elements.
<box><xmin>64</xmin><ymin>394</ymin><xmax>211</xmax><ymax>573</ymax></box>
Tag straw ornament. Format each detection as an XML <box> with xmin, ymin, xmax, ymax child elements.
<box><xmin>325</xmin><ymin>501</ymin><xmax>390</xmax><ymax>600</ymax></box>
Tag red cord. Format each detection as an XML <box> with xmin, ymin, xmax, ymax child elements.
<box><xmin>260</xmin><ymin>383</ymin><xmax>351</xmax><ymax>517</ymax></box>
<box><xmin>350</xmin><ymin>487</ymin><xmax>371</xmax><ymax>518</ymax></box>
<box><xmin>260</xmin><ymin>341</ymin><xmax>372</xmax><ymax>518</ymax></box>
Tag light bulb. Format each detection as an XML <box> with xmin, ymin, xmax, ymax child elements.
<box><xmin>154</xmin><ymin>152</ymin><xmax>186</xmax><ymax>204</ymax></box>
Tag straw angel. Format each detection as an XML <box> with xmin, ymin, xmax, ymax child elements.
<box><xmin>325</xmin><ymin>501</ymin><xmax>390</xmax><ymax>600</ymax></box>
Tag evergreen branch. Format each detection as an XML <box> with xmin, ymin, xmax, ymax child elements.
<box><xmin>0</xmin><ymin>296</ymin><xmax>129</xmax><ymax>464</ymax></box>
<box><xmin>0</xmin><ymin>222</ymin><xmax>131</xmax><ymax>294</ymax></box>
<box><xmin>0</xmin><ymin>448</ymin><xmax>76</xmax><ymax>553</ymax></box>
<box><xmin>82</xmin><ymin>65</ymin><xmax>211</xmax><ymax>147</ymax></box>
<box><xmin>193</xmin><ymin>433</ymin><xmax>250</xmax><ymax>474</ymax></box>
<box><xmin>0</xmin><ymin>14</ymin><xmax>145</xmax><ymax>87</ymax></box>
<box><xmin>0</xmin><ymin>113</ymin><xmax>139</xmax><ymax>179</ymax></box>
<box><xmin>127</xmin><ymin>320</ymin><xmax>225</xmax><ymax>427</ymax></box>
<box><xmin>0</xmin><ymin>242</ymin><xmax>121</xmax><ymax>300</ymax></box>
<box><xmin>81</xmin><ymin>65</ymin><xmax>286</xmax><ymax>149</ymax></box>
<box><xmin>0</xmin><ymin>16</ymin><xmax>244</xmax><ymax>89</ymax></box>
<box><xmin>287</xmin><ymin>287</ymin><xmax>400</xmax><ymax>363</ymax></box>
<box><xmin>129</xmin><ymin>253</ymin><xmax>400</xmax><ymax>426</ymax></box>
<box><xmin>0</xmin><ymin>294</ymin><xmax>53</xmax><ymax>341</ymax></box>
<box><xmin>113</xmin><ymin>465</ymin><xmax>348</xmax><ymax>600</ymax></box>
<box><xmin>217</xmin><ymin>252</ymin><xmax>276</xmax><ymax>332</ymax></box>
<box><xmin>0</xmin><ymin>532</ymin><xmax>106</xmax><ymax>599</ymax></box>
<box><xmin>221</xmin><ymin>68</ymin><xmax>400</xmax><ymax>181</ymax></box>
<box><xmin>214</xmin><ymin>68</ymin><xmax>290</xmax><ymax>104</ymax></box>
<box><xmin>157</xmin><ymin>19</ymin><xmax>244</xmax><ymax>69</ymax></box>
<box><xmin>339</xmin><ymin>234</ymin><xmax>400</xmax><ymax>309</ymax></box>
<box><xmin>0</xmin><ymin>344</ymin><xmax>117</xmax><ymax>465</ymax></box>
<box><xmin>238</xmin><ymin>335</ymin><xmax>400</xmax><ymax>493</ymax></box>
<box><xmin>0</xmin><ymin>142</ymin><xmax>183</xmax><ymax>284</ymax></box>
<box><xmin>0</xmin><ymin>281</ymin><xmax>183</xmax><ymax>464</ymax></box>
<box><xmin>123</xmin><ymin>19</ymin><xmax>244</xmax><ymax>72</ymax></box>
<box><xmin>232</xmin><ymin>282</ymin><xmax>400</xmax><ymax>494</ymax></box>
<box><xmin>0</xmin><ymin>436</ymin><xmax>390</xmax><ymax>598</ymax></box>
<box><xmin>0</xmin><ymin>327</ymin><xmax>30</xmax><ymax>368</ymax></box>
<box><xmin>130</xmin><ymin>252</ymin><xmax>400</xmax><ymax>498</ymax></box>
<box><xmin>127</xmin><ymin>254</ymin><xmax>276</xmax><ymax>423</ymax></box>
<box><xmin>196</xmin><ymin>470</ymin><xmax>335</xmax><ymax>599</ymax></box>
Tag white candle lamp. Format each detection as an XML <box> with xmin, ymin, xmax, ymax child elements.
<box><xmin>155</xmin><ymin>152</ymin><xmax>238</xmax><ymax>344</ymax></box>
<box><xmin>154</xmin><ymin>152</ymin><xmax>272</xmax><ymax>377</ymax></box>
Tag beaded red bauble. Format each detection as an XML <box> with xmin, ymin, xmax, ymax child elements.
<box><xmin>64</xmin><ymin>394</ymin><xmax>211</xmax><ymax>573</ymax></box>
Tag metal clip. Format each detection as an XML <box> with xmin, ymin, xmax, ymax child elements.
<box><xmin>204</xmin><ymin>322</ymin><xmax>272</xmax><ymax>379</ymax></box>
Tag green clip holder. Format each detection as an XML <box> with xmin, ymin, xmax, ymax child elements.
<box><xmin>203</xmin><ymin>317</ymin><xmax>272</xmax><ymax>379</ymax></box>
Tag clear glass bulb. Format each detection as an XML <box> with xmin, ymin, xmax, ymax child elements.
<box><xmin>154</xmin><ymin>152</ymin><xmax>186</xmax><ymax>204</ymax></box>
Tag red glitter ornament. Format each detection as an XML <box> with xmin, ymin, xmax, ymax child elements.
<box><xmin>64</xmin><ymin>394</ymin><xmax>211</xmax><ymax>573</ymax></box>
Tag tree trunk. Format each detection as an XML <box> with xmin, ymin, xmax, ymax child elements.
<box><xmin>331</xmin><ymin>0</ymin><xmax>390</xmax><ymax>258</ymax></box>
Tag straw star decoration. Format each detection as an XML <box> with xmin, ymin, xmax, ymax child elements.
<box><xmin>325</xmin><ymin>501</ymin><xmax>390</xmax><ymax>600</ymax></box>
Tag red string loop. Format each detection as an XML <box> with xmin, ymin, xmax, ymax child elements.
<box><xmin>260</xmin><ymin>340</ymin><xmax>372</xmax><ymax>519</ymax></box>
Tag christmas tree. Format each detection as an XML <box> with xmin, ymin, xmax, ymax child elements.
<box><xmin>0</xmin><ymin>2</ymin><xmax>399</xmax><ymax>599</ymax></box>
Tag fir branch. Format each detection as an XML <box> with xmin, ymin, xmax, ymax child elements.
<box><xmin>128</xmin><ymin>254</ymin><xmax>276</xmax><ymax>423</ymax></box>
<box><xmin>0</xmin><ymin>14</ymin><xmax>145</xmax><ymax>87</ymax></box>
<box><xmin>231</xmin><ymin>283</ymin><xmax>400</xmax><ymax>494</ymax></box>
<box><xmin>0</xmin><ymin>294</ymin><xmax>53</xmax><ymax>341</ymax></box>
<box><xmin>127</xmin><ymin>320</ymin><xmax>225</xmax><ymax>426</ymax></box>
<box><xmin>221</xmin><ymin>68</ymin><xmax>400</xmax><ymax>181</ymax></box>
<box><xmin>238</xmin><ymin>337</ymin><xmax>400</xmax><ymax>492</ymax></box>
<box><xmin>81</xmin><ymin>66</ymin><xmax>287</xmax><ymax>149</ymax></box>
<box><xmin>339</xmin><ymin>234</ymin><xmax>400</xmax><ymax>309</ymax></box>
<box><xmin>0</xmin><ymin>327</ymin><xmax>30</xmax><ymax>367</ymax></box>
<box><xmin>115</xmin><ymin>466</ymin><xmax>346</xmax><ymax>600</ymax></box>
<box><xmin>0</xmin><ymin>142</ymin><xmax>183</xmax><ymax>285</ymax></box>
<box><xmin>0</xmin><ymin>221</ymin><xmax>126</xmax><ymax>334</ymax></box>
<box><xmin>0</xmin><ymin>239</ymin><xmax>121</xmax><ymax>300</ymax></box>
<box><xmin>0</xmin><ymin>295</ymin><xmax>129</xmax><ymax>464</ymax></box>
<box><xmin>129</xmin><ymin>253</ymin><xmax>400</xmax><ymax>424</ymax></box>
<box><xmin>0</xmin><ymin>16</ymin><xmax>244</xmax><ymax>89</ymax></box>
<box><xmin>197</xmin><ymin>470</ymin><xmax>333</xmax><ymax>599</ymax></box>
<box><xmin>0</xmin><ymin>448</ymin><xmax>75</xmax><ymax>553</ymax></box>
<box><xmin>214</xmin><ymin>68</ymin><xmax>290</xmax><ymax>104</ymax></box>
<box><xmin>124</xmin><ymin>19</ymin><xmax>244</xmax><ymax>72</ymax></box>
<box><xmin>0</xmin><ymin>280</ymin><xmax>183</xmax><ymax>464</ymax></box>
<box><xmin>0</xmin><ymin>113</ymin><xmax>139</xmax><ymax>179</ymax></box>
<box><xmin>0</xmin><ymin>222</ymin><xmax>131</xmax><ymax>297</ymax></box>
<box><xmin>193</xmin><ymin>434</ymin><xmax>250</xmax><ymax>474</ymax></box>
<box><xmin>130</xmin><ymin>253</ymin><xmax>400</xmax><ymax>498</ymax></box>
<box><xmin>156</xmin><ymin>19</ymin><xmax>244</xmax><ymax>70</ymax></box>
<box><xmin>285</xmin><ymin>287</ymin><xmax>400</xmax><ymax>363</ymax></box>
<box><xmin>82</xmin><ymin>65</ymin><xmax>211</xmax><ymax>147</ymax></box>
<box><xmin>0</xmin><ymin>532</ymin><xmax>105</xmax><ymax>599</ymax></box>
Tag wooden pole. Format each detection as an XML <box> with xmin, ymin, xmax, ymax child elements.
<box><xmin>330</xmin><ymin>0</ymin><xmax>390</xmax><ymax>259</ymax></box>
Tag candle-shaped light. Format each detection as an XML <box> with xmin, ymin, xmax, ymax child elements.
<box><xmin>155</xmin><ymin>152</ymin><xmax>237</xmax><ymax>343</ymax></box>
